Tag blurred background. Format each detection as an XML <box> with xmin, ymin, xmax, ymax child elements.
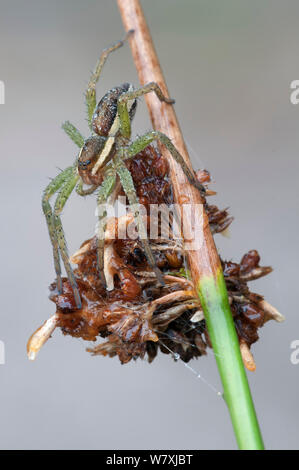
<box><xmin>0</xmin><ymin>0</ymin><xmax>298</xmax><ymax>450</ymax></box>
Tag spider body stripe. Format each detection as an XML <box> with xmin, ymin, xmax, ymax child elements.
<box><xmin>91</xmin><ymin>83</ymin><xmax>136</xmax><ymax>176</ymax></box>
<box><xmin>91</xmin><ymin>114</ymin><xmax>119</xmax><ymax>176</ymax></box>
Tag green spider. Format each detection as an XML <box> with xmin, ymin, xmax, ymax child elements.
<box><xmin>42</xmin><ymin>31</ymin><xmax>204</xmax><ymax>309</ymax></box>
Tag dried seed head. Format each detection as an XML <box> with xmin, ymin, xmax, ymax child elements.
<box><xmin>31</xmin><ymin>144</ymin><xmax>282</xmax><ymax>368</ymax></box>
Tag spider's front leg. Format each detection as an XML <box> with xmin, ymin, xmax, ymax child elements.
<box><xmin>62</xmin><ymin>121</ymin><xmax>85</xmax><ymax>148</ymax></box>
<box><xmin>126</xmin><ymin>131</ymin><xmax>206</xmax><ymax>196</ymax></box>
<box><xmin>114</xmin><ymin>154</ymin><xmax>165</xmax><ymax>286</ymax></box>
<box><xmin>53</xmin><ymin>169</ymin><xmax>82</xmax><ymax>309</ymax></box>
<box><xmin>42</xmin><ymin>166</ymin><xmax>75</xmax><ymax>293</ymax></box>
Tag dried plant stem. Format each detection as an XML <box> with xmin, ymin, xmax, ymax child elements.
<box><xmin>117</xmin><ymin>0</ymin><xmax>264</xmax><ymax>450</ymax></box>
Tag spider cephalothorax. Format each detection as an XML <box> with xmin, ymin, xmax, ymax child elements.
<box><xmin>42</xmin><ymin>31</ymin><xmax>204</xmax><ymax>309</ymax></box>
<box><xmin>77</xmin><ymin>136</ymin><xmax>106</xmax><ymax>185</ymax></box>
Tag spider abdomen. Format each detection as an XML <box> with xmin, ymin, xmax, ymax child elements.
<box><xmin>92</xmin><ymin>83</ymin><xmax>137</xmax><ymax>136</ymax></box>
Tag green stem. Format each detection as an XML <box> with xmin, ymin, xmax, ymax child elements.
<box><xmin>197</xmin><ymin>268</ymin><xmax>264</xmax><ymax>450</ymax></box>
<box><xmin>116</xmin><ymin>0</ymin><xmax>264</xmax><ymax>449</ymax></box>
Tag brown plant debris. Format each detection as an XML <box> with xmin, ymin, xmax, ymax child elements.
<box><xmin>28</xmin><ymin>144</ymin><xmax>284</xmax><ymax>367</ymax></box>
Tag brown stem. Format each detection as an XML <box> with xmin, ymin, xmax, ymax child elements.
<box><xmin>117</xmin><ymin>0</ymin><xmax>221</xmax><ymax>282</ymax></box>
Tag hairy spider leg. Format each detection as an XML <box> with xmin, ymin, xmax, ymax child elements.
<box><xmin>126</xmin><ymin>131</ymin><xmax>205</xmax><ymax>195</ymax></box>
<box><xmin>91</xmin><ymin>113</ymin><xmax>121</xmax><ymax>176</ymax></box>
<box><xmin>115</xmin><ymin>155</ymin><xmax>165</xmax><ymax>286</ymax></box>
<box><xmin>53</xmin><ymin>169</ymin><xmax>81</xmax><ymax>309</ymax></box>
<box><xmin>116</xmin><ymin>83</ymin><xmax>204</xmax><ymax>193</ymax></box>
<box><xmin>96</xmin><ymin>171</ymin><xmax>117</xmax><ymax>286</ymax></box>
<box><xmin>42</xmin><ymin>167</ymin><xmax>74</xmax><ymax>293</ymax></box>
<box><xmin>62</xmin><ymin>121</ymin><xmax>85</xmax><ymax>148</ymax></box>
<box><xmin>117</xmin><ymin>82</ymin><xmax>175</xmax><ymax>138</ymax></box>
<box><xmin>85</xmin><ymin>31</ymin><xmax>133</xmax><ymax>129</ymax></box>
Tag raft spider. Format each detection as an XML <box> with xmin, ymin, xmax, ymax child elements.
<box><xmin>42</xmin><ymin>31</ymin><xmax>204</xmax><ymax>309</ymax></box>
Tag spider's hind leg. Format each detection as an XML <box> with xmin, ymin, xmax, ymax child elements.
<box><xmin>96</xmin><ymin>172</ymin><xmax>117</xmax><ymax>287</ymax></box>
<box><xmin>126</xmin><ymin>131</ymin><xmax>206</xmax><ymax>196</ymax></box>
<box><xmin>117</xmin><ymin>82</ymin><xmax>175</xmax><ymax>138</ymax></box>
<box><xmin>115</xmin><ymin>157</ymin><xmax>165</xmax><ymax>286</ymax></box>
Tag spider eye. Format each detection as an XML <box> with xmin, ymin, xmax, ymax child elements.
<box><xmin>79</xmin><ymin>159</ymin><xmax>91</xmax><ymax>169</ymax></box>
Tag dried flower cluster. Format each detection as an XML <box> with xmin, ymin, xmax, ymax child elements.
<box><xmin>28</xmin><ymin>144</ymin><xmax>283</xmax><ymax>369</ymax></box>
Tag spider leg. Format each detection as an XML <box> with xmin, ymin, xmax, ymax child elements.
<box><xmin>126</xmin><ymin>131</ymin><xmax>206</xmax><ymax>195</ymax></box>
<box><xmin>115</xmin><ymin>156</ymin><xmax>165</xmax><ymax>286</ymax></box>
<box><xmin>117</xmin><ymin>82</ymin><xmax>175</xmax><ymax>138</ymax></box>
<box><xmin>42</xmin><ymin>166</ymin><xmax>74</xmax><ymax>292</ymax></box>
<box><xmin>85</xmin><ymin>30</ymin><xmax>133</xmax><ymax>129</ymax></box>
<box><xmin>96</xmin><ymin>171</ymin><xmax>117</xmax><ymax>286</ymax></box>
<box><xmin>76</xmin><ymin>180</ymin><xmax>99</xmax><ymax>196</ymax></box>
<box><xmin>62</xmin><ymin>121</ymin><xmax>85</xmax><ymax>148</ymax></box>
<box><xmin>53</xmin><ymin>170</ymin><xmax>81</xmax><ymax>309</ymax></box>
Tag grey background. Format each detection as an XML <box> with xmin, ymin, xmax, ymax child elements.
<box><xmin>0</xmin><ymin>0</ymin><xmax>298</xmax><ymax>450</ymax></box>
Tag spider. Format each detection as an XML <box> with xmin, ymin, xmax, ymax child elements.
<box><xmin>42</xmin><ymin>31</ymin><xmax>204</xmax><ymax>309</ymax></box>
